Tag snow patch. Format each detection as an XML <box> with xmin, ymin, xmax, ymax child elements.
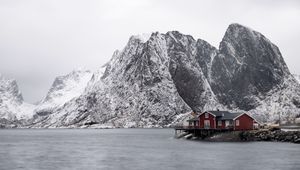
<box><xmin>132</xmin><ymin>33</ymin><xmax>151</xmax><ymax>43</ymax></box>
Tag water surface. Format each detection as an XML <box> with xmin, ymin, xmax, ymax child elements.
<box><xmin>0</xmin><ymin>129</ymin><xmax>299</xmax><ymax>170</ymax></box>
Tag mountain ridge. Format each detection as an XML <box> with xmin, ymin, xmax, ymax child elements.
<box><xmin>1</xmin><ymin>23</ymin><xmax>300</xmax><ymax>128</ymax></box>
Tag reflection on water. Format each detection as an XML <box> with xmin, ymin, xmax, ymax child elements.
<box><xmin>0</xmin><ymin>129</ymin><xmax>299</xmax><ymax>170</ymax></box>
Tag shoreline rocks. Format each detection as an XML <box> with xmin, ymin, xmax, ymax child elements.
<box><xmin>179</xmin><ymin>129</ymin><xmax>300</xmax><ymax>144</ymax></box>
<box><xmin>239</xmin><ymin>129</ymin><xmax>300</xmax><ymax>143</ymax></box>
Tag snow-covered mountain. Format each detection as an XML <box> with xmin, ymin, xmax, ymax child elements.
<box><xmin>0</xmin><ymin>74</ymin><xmax>35</xmax><ymax>127</ymax></box>
<box><xmin>1</xmin><ymin>23</ymin><xmax>300</xmax><ymax>128</ymax></box>
<box><xmin>210</xmin><ymin>24</ymin><xmax>300</xmax><ymax>122</ymax></box>
<box><xmin>0</xmin><ymin>69</ymin><xmax>93</xmax><ymax>128</ymax></box>
<box><xmin>29</xmin><ymin>23</ymin><xmax>300</xmax><ymax>128</ymax></box>
<box><xmin>34</xmin><ymin>69</ymin><xmax>92</xmax><ymax>116</ymax></box>
<box><xmin>211</xmin><ymin>24</ymin><xmax>290</xmax><ymax>110</ymax></box>
<box><xmin>250</xmin><ymin>75</ymin><xmax>300</xmax><ymax>122</ymax></box>
<box><xmin>29</xmin><ymin>34</ymin><xmax>195</xmax><ymax>128</ymax></box>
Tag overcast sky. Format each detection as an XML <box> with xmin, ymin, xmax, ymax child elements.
<box><xmin>0</xmin><ymin>0</ymin><xmax>299</xmax><ymax>103</ymax></box>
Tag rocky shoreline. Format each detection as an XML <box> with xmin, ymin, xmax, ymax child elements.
<box><xmin>238</xmin><ymin>129</ymin><xmax>300</xmax><ymax>143</ymax></box>
<box><xmin>177</xmin><ymin>129</ymin><xmax>300</xmax><ymax>144</ymax></box>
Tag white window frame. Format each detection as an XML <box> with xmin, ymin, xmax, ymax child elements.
<box><xmin>218</xmin><ymin>120</ymin><xmax>222</xmax><ymax>126</ymax></box>
<box><xmin>205</xmin><ymin>113</ymin><xmax>209</xmax><ymax>118</ymax></box>
<box><xmin>236</xmin><ymin>119</ymin><xmax>240</xmax><ymax>126</ymax></box>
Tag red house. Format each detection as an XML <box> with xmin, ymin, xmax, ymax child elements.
<box><xmin>188</xmin><ymin>111</ymin><xmax>259</xmax><ymax>131</ymax></box>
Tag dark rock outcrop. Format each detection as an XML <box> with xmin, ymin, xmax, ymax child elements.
<box><xmin>211</xmin><ymin>23</ymin><xmax>290</xmax><ymax>110</ymax></box>
<box><xmin>166</xmin><ymin>31</ymin><xmax>217</xmax><ymax>111</ymax></box>
<box><xmin>240</xmin><ymin>130</ymin><xmax>300</xmax><ymax>143</ymax></box>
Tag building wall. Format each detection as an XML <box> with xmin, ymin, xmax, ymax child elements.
<box><xmin>199</xmin><ymin>112</ymin><xmax>216</xmax><ymax>129</ymax></box>
<box><xmin>234</xmin><ymin>114</ymin><xmax>254</xmax><ymax>130</ymax></box>
<box><xmin>216</xmin><ymin>120</ymin><xmax>225</xmax><ymax>129</ymax></box>
<box><xmin>217</xmin><ymin>120</ymin><xmax>234</xmax><ymax>129</ymax></box>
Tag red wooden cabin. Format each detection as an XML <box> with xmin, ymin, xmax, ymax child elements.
<box><xmin>188</xmin><ymin>111</ymin><xmax>259</xmax><ymax>131</ymax></box>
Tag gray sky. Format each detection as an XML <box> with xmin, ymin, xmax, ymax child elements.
<box><xmin>0</xmin><ymin>0</ymin><xmax>300</xmax><ymax>103</ymax></box>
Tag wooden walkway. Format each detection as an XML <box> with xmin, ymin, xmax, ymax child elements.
<box><xmin>174</xmin><ymin>126</ymin><xmax>233</xmax><ymax>139</ymax></box>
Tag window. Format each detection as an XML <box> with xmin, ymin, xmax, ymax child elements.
<box><xmin>205</xmin><ymin>113</ymin><xmax>209</xmax><ymax>118</ymax></box>
<box><xmin>225</xmin><ymin>120</ymin><xmax>230</xmax><ymax>127</ymax></box>
<box><xmin>218</xmin><ymin>120</ymin><xmax>222</xmax><ymax>126</ymax></box>
<box><xmin>236</xmin><ymin>119</ymin><xmax>240</xmax><ymax>126</ymax></box>
<box><xmin>204</xmin><ymin>120</ymin><xmax>210</xmax><ymax>129</ymax></box>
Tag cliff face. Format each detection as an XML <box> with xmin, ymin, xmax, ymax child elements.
<box><xmin>211</xmin><ymin>24</ymin><xmax>291</xmax><ymax>110</ymax></box>
<box><xmin>166</xmin><ymin>31</ymin><xmax>219</xmax><ymax>111</ymax></box>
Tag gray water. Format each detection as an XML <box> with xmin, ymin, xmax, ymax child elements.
<box><xmin>0</xmin><ymin>129</ymin><xmax>299</xmax><ymax>170</ymax></box>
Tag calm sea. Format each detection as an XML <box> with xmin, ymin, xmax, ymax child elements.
<box><xmin>0</xmin><ymin>129</ymin><xmax>299</xmax><ymax>170</ymax></box>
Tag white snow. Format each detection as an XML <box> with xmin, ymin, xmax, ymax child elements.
<box><xmin>132</xmin><ymin>33</ymin><xmax>151</xmax><ymax>43</ymax></box>
<box><xmin>36</xmin><ymin>69</ymin><xmax>93</xmax><ymax>111</ymax></box>
<box><xmin>0</xmin><ymin>74</ymin><xmax>35</xmax><ymax>121</ymax></box>
<box><xmin>249</xmin><ymin>75</ymin><xmax>300</xmax><ymax>123</ymax></box>
<box><xmin>293</xmin><ymin>74</ymin><xmax>300</xmax><ymax>84</ymax></box>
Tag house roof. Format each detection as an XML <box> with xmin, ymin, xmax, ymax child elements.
<box><xmin>195</xmin><ymin>110</ymin><xmax>259</xmax><ymax>123</ymax></box>
<box><xmin>219</xmin><ymin>112</ymin><xmax>243</xmax><ymax>120</ymax></box>
<box><xmin>205</xmin><ymin>111</ymin><xmax>244</xmax><ymax>120</ymax></box>
<box><xmin>233</xmin><ymin>112</ymin><xmax>261</xmax><ymax>124</ymax></box>
<box><xmin>206</xmin><ymin>111</ymin><xmax>230</xmax><ymax>117</ymax></box>
<box><xmin>187</xmin><ymin>117</ymin><xmax>199</xmax><ymax>122</ymax></box>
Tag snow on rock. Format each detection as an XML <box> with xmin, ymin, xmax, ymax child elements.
<box><xmin>29</xmin><ymin>24</ymin><xmax>300</xmax><ymax>128</ymax></box>
<box><xmin>131</xmin><ymin>33</ymin><xmax>151</xmax><ymax>43</ymax></box>
<box><xmin>249</xmin><ymin>75</ymin><xmax>300</xmax><ymax>122</ymax></box>
<box><xmin>34</xmin><ymin>69</ymin><xmax>92</xmax><ymax>116</ymax></box>
<box><xmin>0</xmin><ymin>74</ymin><xmax>35</xmax><ymax>127</ymax></box>
<box><xmin>211</xmin><ymin>23</ymin><xmax>291</xmax><ymax>111</ymax></box>
<box><xmin>293</xmin><ymin>74</ymin><xmax>300</xmax><ymax>84</ymax></box>
<box><xmin>2</xmin><ymin>23</ymin><xmax>300</xmax><ymax>128</ymax></box>
<box><xmin>30</xmin><ymin>32</ymin><xmax>195</xmax><ymax>128</ymax></box>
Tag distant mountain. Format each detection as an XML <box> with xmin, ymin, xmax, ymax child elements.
<box><xmin>34</xmin><ymin>69</ymin><xmax>92</xmax><ymax>116</ymax></box>
<box><xmin>0</xmin><ymin>74</ymin><xmax>35</xmax><ymax>127</ymax></box>
<box><xmin>0</xmin><ymin>69</ymin><xmax>93</xmax><ymax>128</ymax></box>
<box><xmin>1</xmin><ymin>23</ymin><xmax>300</xmax><ymax>128</ymax></box>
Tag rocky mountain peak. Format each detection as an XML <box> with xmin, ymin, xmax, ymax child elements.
<box><xmin>165</xmin><ymin>31</ymin><xmax>195</xmax><ymax>49</ymax></box>
<box><xmin>36</xmin><ymin>69</ymin><xmax>93</xmax><ymax>115</ymax></box>
<box><xmin>47</xmin><ymin>69</ymin><xmax>91</xmax><ymax>97</ymax></box>
<box><xmin>0</xmin><ymin>75</ymin><xmax>23</xmax><ymax>104</ymax></box>
<box><xmin>224</xmin><ymin>23</ymin><xmax>256</xmax><ymax>37</ymax></box>
<box><xmin>0</xmin><ymin>74</ymin><xmax>35</xmax><ymax>123</ymax></box>
<box><xmin>130</xmin><ymin>33</ymin><xmax>151</xmax><ymax>43</ymax></box>
<box><xmin>212</xmin><ymin>23</ymin><xmax>292</xmax><ymax>110</ymax></box>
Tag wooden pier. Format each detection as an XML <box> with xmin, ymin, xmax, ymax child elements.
<box><xmin>174</xmin><ymin>126</ymin><xmax>232</xmax><ymax>139</ymax></box>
